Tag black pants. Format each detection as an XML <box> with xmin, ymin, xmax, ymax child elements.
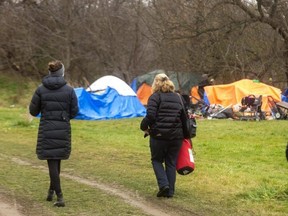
<box><xmin>150</xmin><ymin>138</ymin><xmax>182</xmax><ymax>197</ymax></box>
<box><xmin>47</xmin><ymin>159</ymin><xmax>62</xmax><ymax>195</ymax></box>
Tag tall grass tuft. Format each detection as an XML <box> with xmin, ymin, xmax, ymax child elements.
<box><xmin>238</xmin><ymin>183</ymin><xmax>288</xmax><ymax>201</ymax></box>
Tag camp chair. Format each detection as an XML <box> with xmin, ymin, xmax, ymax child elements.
<box><xmin>267</xmin><ymin>96</ymin><xmax>288</xmax><ymax>120</ymax></box>
<box><xmin>276</xmin><ymin>101</ymin><xmax>288</xmax><ymax>119</ymax></box>
<box><xmin>239</xmin><ymin>95</ymin><xmax>265</xmax><ymax>121</ymax></box>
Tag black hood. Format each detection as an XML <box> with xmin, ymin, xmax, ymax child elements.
<box><xmin>42</xmin><ymin>75</ymin><xmax>67</xmax><ymax>90</ymax></box>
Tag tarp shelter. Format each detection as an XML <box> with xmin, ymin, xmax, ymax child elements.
<box><xmin>74</xmin><ymin>75</ymin><xmax>146</xmax><ymax>120</ymax></box>
<box><xmin>282</xmin><ymin>88</ymin><xmax>288</xmax><ymax>102</ymax></box>
<box><xmin>131</xmin><ymin>70</ymin><xmax>202</xmax><ymax>105</ymax></box>
<box><xmin>204</xmin><ymin>79</ymin><xmax>282</xmax><ymax>112</ymax></box>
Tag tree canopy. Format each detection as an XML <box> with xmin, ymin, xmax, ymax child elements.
<box><xmin>0</xmin><ymin>0</ymin><xmax>287</xmax><ymax>89</ymax></box>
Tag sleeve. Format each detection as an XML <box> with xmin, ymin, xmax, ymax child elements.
<box><xmin>29</xmin><ymin>88</ymin><xmax>41</xmax><ymax>117</ymax></box>
<box><xmin>140</xmin><ymin>93</ymin><xmax>159</xmax><ymax>131</ymax></box>
<box><xmin>70</xmin><ymin>89</ymin><xmax>79</xmax><ymax>119</ymax></box>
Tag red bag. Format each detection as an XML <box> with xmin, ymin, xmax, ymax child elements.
<box><xmin>176</xmin><ymin>139</ymin><xmax>195</xmax><ymax>175</ymax></box>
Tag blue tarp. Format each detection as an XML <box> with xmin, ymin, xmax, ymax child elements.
<box><xmin>74</xmin><ymin>87</ymin><xmax>146</xmax><ymax>120</ymax></box>
<box><xmin>282</xmin><ymin>94</ymin><xmax>288</xmax><ymax>102</ymax></box>
<box><xmin>282</xmin><ymin>88</ymin><xmax>288</xmax><ymax>102</ymax></box>
<box><xmin>130</xmin><ymin>78</ymin><xmax>137</xmax><ymax>93</ymax></box>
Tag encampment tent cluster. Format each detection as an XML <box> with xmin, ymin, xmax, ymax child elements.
<box><xmin>199</xmin><ymin>79</ymin><xmax>288</xmax><ymax>120</ymax></box>
<box><xmin>204</xmin><ymin>79</ymin><xmax>282</xmax><ymax>112</ymax></box>
<box><xmin>73</xmin><ymin>72</ymin><xmax>288</xmax><ymax>121</ymax></box>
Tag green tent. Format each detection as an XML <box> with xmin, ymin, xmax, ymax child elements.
<box><xmin>134</xmin><ymin>70</ymin><xmax>202</xmax><ymax>95</ymax></box>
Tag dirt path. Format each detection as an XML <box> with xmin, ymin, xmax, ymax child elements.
<box><xmin>1</xmin><ymin>155</ymin><xmax>174</xmax><ymax>216</ymax></box>
<box><xmin>0</xmin><ymin>195</ymin><xmax>23</xmax><ymax>216</ymax></box>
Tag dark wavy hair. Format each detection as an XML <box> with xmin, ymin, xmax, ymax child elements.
<box><xmin>48</xmin><ymin>60</ymin><xmax>63</xmax><ymax>72</ymax></box>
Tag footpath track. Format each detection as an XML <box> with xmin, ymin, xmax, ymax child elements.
<box><xmin>0</xmin><ymin>154</ymin><xmax>174</xmax><ymax>216</ymax></box>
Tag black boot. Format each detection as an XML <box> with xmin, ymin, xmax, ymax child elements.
<box><xmin>53</xmin><ymin>193</ymin><xmax>65</xmax><ymax>207</ymax></box>
<box><xmin>157</xmin><ymin>186</ymin><xmax>169</xmax><ymax>197</ymax></box>
<box><xmin>46</xmin><ymin>189</ymin><xmax>54</xmax><ymax>201</ymax></box>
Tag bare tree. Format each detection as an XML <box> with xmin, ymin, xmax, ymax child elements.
<box><xmin>1</xmin><ymin>0</ymin><xmax>288</xmax><ymax>89</ymax></box>
<box><xmin>141</xmin><ymin>0</ymin><xmax>288</xmax><ymax>85</ymax></box>
<box><xmin>80</xmin><ymin>0</ymin><xmax>154</xmax><ymax>83</ymax></box>
<box><xmin>221</xmin><ymin>0</ymin><xmax>288</xmax><ymax>85</ymax></box>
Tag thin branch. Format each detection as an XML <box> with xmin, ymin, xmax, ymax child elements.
<box><xmin>256</xmin><ymin>0</ymin><xmax>265</xmax><ymax>19</ymax></box>
<box><xmin>270</xmin><ymin>0</ymin><xmax>278</xmax><ymax>18</ymax></box>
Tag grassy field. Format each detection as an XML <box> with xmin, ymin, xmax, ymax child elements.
<box><xmin>0</xmin><ymin>107</ymin><xmax>287</xmax><ymax>216</ymax></box>
<box><xmin>0</xmin><ymin>74</ymin><xmax>287</xmax><ymax>215</ymax></box>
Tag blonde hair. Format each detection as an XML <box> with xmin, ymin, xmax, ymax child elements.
<box><xmin>152</xmin><ymin>73</ymin><xmax>175</xmax><ymax>93</ymax></box>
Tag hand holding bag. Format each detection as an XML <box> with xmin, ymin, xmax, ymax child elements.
<box><xmin>176</xmin><ymin>139</ymin><xmax>195</xmax><ymax>175</ymax></box>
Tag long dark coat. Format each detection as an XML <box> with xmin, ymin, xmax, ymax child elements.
<box><xmin>29</xmin><ymin>75</ymin><xmax>79</xmax><ymax>160</ymax></box>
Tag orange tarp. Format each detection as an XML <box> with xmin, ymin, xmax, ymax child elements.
<box><xmin>190</xmin><ymin>86</ymin><xmax>201</xmax><ymax>104</ymax></box>
<box><xmin>204</xmin><ymin>79</ymin><xmax>282</xmax><ymax>112</ymax></box>
<box><xmin>137</xmin><ymin>83</ymin><xmax>152</xmax><ymax>106</ymax></box>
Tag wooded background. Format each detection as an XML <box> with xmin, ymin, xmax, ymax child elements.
<box><xmin>1</xmin><ymin>0</ymin><xmax>288</xmax><ymax>89</ymax></box>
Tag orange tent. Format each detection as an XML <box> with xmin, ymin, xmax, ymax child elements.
<box><xmin>190</xmin><ymin>86</ymin><xmax>201</xmax><ymax>104</ymax></box>
<box><xmin>204</xmin><ymin>79</ymin><xmax>282</xmax><ymax>112</ymax></box>
<box><xmin>137</xmin><ymin>83</ymin><xmax>152</xmax><ymax>106</ymax></box>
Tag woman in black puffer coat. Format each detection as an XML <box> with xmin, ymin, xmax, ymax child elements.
<box><xmin>29</xmin><ymin>60</ymin><xmax>79</xmax><ymax>207</ymax></box>
<box><xmin>140</xmin><ymin>73</ymin><xmax>190</xmax><ymax>198</ymax></box>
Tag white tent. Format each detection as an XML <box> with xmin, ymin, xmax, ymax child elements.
<box><xmin>87</xmin><ymin>75</ymin><xmax>136</xmax><ymax>96</ymax></box>
<box><xmin>74</xmin><ymin>75</ymin><xmax>146</xmax><ymax>120</ymax></box>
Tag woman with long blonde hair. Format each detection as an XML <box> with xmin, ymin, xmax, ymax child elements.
<box><xmin>140</xmin><ymin>73</ymin><xmax>190</xmax><ymax>198</ymax></box>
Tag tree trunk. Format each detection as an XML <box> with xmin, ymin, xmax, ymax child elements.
<box><xmin>285</xmin><ymin>42</ymin><xmax>288</xmax><ymax>86</ymax></box>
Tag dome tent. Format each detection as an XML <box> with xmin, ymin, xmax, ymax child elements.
<box><xmin>87</xmin><ymin>75</ymin><xmax>135</xmax><ymax>96</ymax></box>
<box><xmin>131</xmin><ymin>70</ymin><xmax>202</xmax><ymax>105</ymax></box>
<box><xmin>75</xmin><ymin>75</ymin><xmax>146</xmax><ymax>120</ymax></box>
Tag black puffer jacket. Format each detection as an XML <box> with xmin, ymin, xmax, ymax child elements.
<box><xmin>29</xmin><ymin>75</ymin><xmax>79</xmax><ymax>160</ymax></box>
<box><xmin>140</xmin><ymin>92</ymin><xmax>189</xmax><ymax>140</ymax></box>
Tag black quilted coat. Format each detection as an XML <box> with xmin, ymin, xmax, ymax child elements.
<box><xmin>140</xmin><ymin>92</ymin><xmax>189</xmax><ymax>140</ymax></box>
<box><xmin>29</xmin><ymin>75</ymin><xmax>79</xmax><ymax>160</ymax></box>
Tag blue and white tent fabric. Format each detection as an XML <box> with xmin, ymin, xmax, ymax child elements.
<box><xmin>74</xmin><ymin>75</ymin><xmax>146</xmax><ymax>120</ymax></box>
